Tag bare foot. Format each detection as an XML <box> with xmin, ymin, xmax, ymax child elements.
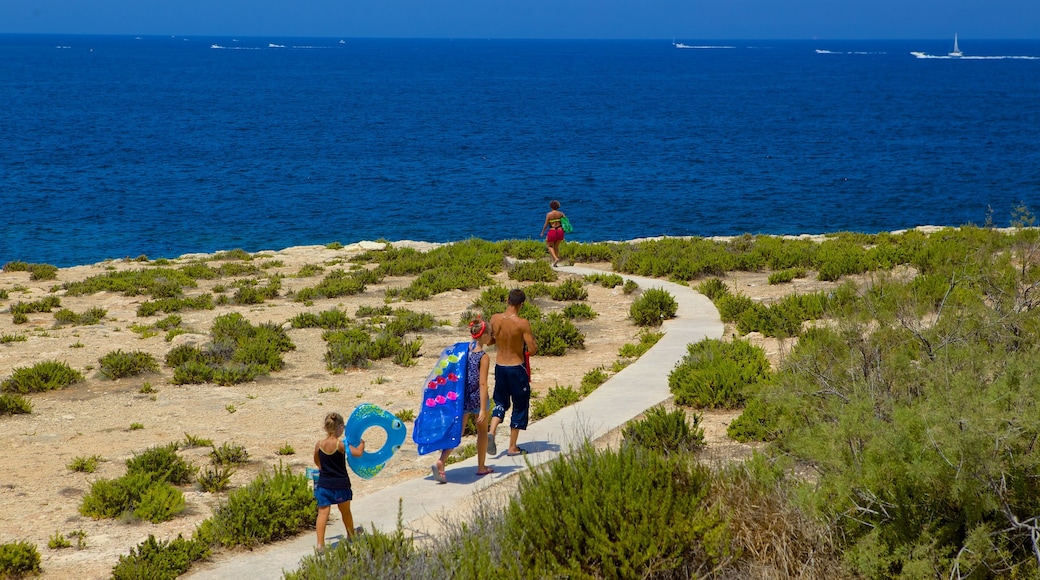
<box><xmin>431</xmin><ymin>461</ymin><xmax>447</xmax><ymax>483</ymax></box>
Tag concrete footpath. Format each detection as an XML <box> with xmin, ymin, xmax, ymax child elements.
<box><xmin>185</xmin><ymin>267</ymin><xmax>724</xmax><ymax>579</ymax></box>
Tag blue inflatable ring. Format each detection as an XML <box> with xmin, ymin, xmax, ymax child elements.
<box><xmin>343</xmin><ymin>403</ymin><xmax>407</xmax><ymax>480</ymax></box>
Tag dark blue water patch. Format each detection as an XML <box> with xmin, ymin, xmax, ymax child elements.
<box><xmin>1</xmin><ymin>36</ymin><xmax>1039</xmax><ymax>266</ymax></box>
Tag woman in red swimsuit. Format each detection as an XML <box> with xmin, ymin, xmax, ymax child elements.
<box><xmin>540</xmin><ymin>200</ymin><xmax>566</xmax><ymax>267</ymax></box>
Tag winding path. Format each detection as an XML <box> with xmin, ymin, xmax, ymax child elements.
<box><xmin>185</xmin><ymin>267</ymin><xmax>723</xmax><ymax>579</ymax></box>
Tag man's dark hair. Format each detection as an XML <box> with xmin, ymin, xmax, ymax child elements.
<box><xmin>507</xmin><ymin>288</ymin><xmax>526</xmax><ymax>306</ymax></box>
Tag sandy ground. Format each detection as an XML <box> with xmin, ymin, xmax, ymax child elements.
<box><xmin>0</xmin><ymin>240</ymin><xmax>855</xmax><ymax>579</ymax></box>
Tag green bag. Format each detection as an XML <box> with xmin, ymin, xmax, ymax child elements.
<box><xmin>560</xmin><ymin>216</ymin><xmax>573</xmax><ymax>234</ymax></box>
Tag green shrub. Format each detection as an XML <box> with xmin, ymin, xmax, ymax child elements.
<box><xmin>3</xmin><ymin>260</ymin><xmax>58</xmax><ymax>281</ymax></box>
<box><xmin>726</xmin><ymin>396</ymin><xmax>779</xmax><ymax>442</ymax></box>
<box><xmin>629</xmin><ymin>288</ymin><xmax>678</xmax><ymax>326</ymax></box>
<box><xmin>172</xmin><ymin>360</ymin><xmax>215</xmax><ymax>384</ymax></box>
<box><xmin>136</xmin><ymin>294</ymin><xmax>214</xmax><ymax>317</ymax></box>
<box><xmin>617</xmin><ymin>329</ymin><xmax>664</xmax><ymax>359</ymax></box>
<box><xmin>133</xmin><ymin>482</ymin><xmax>187</xmax><ymax>523</ymax></box>
<box><xmin>622</xmin><ymin>406</ymin><xmax>705</xmax><ymax>454</ymax></box>
<box><xmin>154</xmin><ymin>314</ymin><xmax>182</xmax><ymax>330</ymax></box>
<box><xmin>290</xmin><ymin>308</ymin><xmax>352</xmax><ymax>329</ymax></box>
<box><xmin>294</xmin><ymin>269</ymin><xmax>368</xmax><ymax>301</ymax></box>
<box><xmin>549</xmin><ymin>279</ymin><xmax>587</xmax><ymax>301</ymax></box>
<box><xmin>164</xmin><ymin>344</ymin><xmax>206</xmax><ymax>368</ymax></box>
<box><xmin>584</xmin><ymin>272</ymin><xmax>624</xmax><ymax>288</ymax></box>
<box><xmin>0</xmin><ymin>333</ymin><xmax>27</xmax><ymax>343</ymax></box>
<box><xmin>767</xmin><ymin>267</ymin><xmax>806</xmax><ymax>285</ymax></box>
<box><xmin>715</xmin><ymin>292</ymin><xmax>756</xmax><ymax>323</ymax></box>
<box><xmin>531</xmin><ymin>385</ymin><xmax>581</xmax><ymax>420</ymax></box>
<box><xmin>210</xmin><ymin>442</ymin><xmax>250</xmax><ymax>466</ymax></box>
<box><xmin>561</xmin><ymin>302</ymin><xmax>597</xmax><ymax>320</ymax></box>
<box><xmin>53</xmin><ymin>306</ymin><xmax>106</xmax><ymax>326</ymax></box>
<box><xmin>111</xmin><ymin>534</ymin><xmax>210</xmax><ymax>580</ymax></box>
<box><xmin>508</xmin><ymin>260</ymin><xmax>557</xmax><ymax>283</ymax></box>
<box><xmin>48</xmin><ymin>532</ymin><xmax>72</xmax><ymax>549</ymax></box>
<box><xmin>181</xmin><ymin>433</ymin><xmax>213</xmax><ymax>448</ymax></box>
<box><xmin>80</xmin><ymin>471</ymin><xmax>156</xmax><ymax>519</ymax></box>
<box><xmin>198</xmin><ymin>465</ymin><xmax>316</xmax><ymax>548</ymax></box>
<box><xmin>296</xmin><ymin>263</ymin><xmax>325</xmax><ymax>277</ymax></box>
<box><xmin>125</xmin><ymin>443</ymin><xmax>197</xmax><ymax>485</ymax></box>
<box><xmin>0</xmin><ymin>393</ymin><xmax>32</xmax><ymax>415</ymax></box>
<box><xmin>355</xmin><ymin>304</ymin><xmax>392</xmax><ymax>318</ymax></box>
<box><xmin>10</xmin><ymin>296</ymin><xmax>61</xmax><ymax>321</ymax></box>
<box><xmin>197</xmin><ymin>465</ymin><xmax>236</xmax><ymax>493</ymax></box>
<box><xmin>99</xmin><ymin>350</ymin><xmax>160</xmax><ymax>379</ymax></box>
<box><xmin>531</xmin><ymin>313</ymin><xmax>585</xmax><ymax>356</ymax></box>
<box><xmin>395</xmin><ymin>408</ymin><xmax>416</xmax><ymax>422</ymax></box>
<box><xmin>503</xmin><ymin>443</ymin><xmax>725</xmax><ymax>578</ymax></box>
<box><xmin>68</xmin><ymin>454</ymin><xmax>105</xmax><ymax>473</ymax></box>
<box><xmin>0</xmin><ymin>541</ymin><xmax>41</xmax><ymax>577</ymax></box>
<box><xmin>669</xmin><ymin>338</ymin><xmax>770</xmax><ymax>409</ymax></box>
<box><xmin>1</xmin><ymin>360</ymin><xmax>83</xmax><ymax>394</ymax></box>
<box><xmin>622</xmin><ymin>279</ymin><xmax>638</xmax><ymax>294</ymax></box>
<box><xmin>580</xmin><ymin>367</ymin><xmax>610</xmax><ymax>396</ymax></box>
<box><xmin>696</xmin><ymin>278</ymin><xmax>730</xmax><ymax>301</ymax></box>
<box><xmin>276</xmin><ymin>442</ymin><xmax>295</xmax><ymax>455</ymax></box>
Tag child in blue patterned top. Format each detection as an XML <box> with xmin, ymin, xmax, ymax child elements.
<box><xmin>431</xmin><ymin>318</ymin><xmax>495</xmax><ymax>482</ymax></box>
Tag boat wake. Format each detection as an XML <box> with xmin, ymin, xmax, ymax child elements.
<box><xmin>816</xmin><ymin>49</ymin><xmax>887</xmax><ymax>55</ymax></box>
<box><xmin>910</xmin><ymin>52</ymin><xmax>1040</xmax><ymax>60</ymax></box>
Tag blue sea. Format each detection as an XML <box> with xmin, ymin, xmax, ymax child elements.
<box><xmin>2</xmin><ymin>35</ymin><xmax>1039</xmax><ymax>267</ymax></box>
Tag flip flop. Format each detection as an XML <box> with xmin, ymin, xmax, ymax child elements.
<box><xmin>506</xmin><ymin>447</ymin><xmax>527</xmax><ymax>457</ymax></box>
<box><xmin>475</xmin><ymin>466</ymin><xmax>494</xmax><ymax>476</ymax></box>
<box><xmin>430</xmin><ymin>464</ymin><xmax>447</xmax><ymax>484</ymax></box>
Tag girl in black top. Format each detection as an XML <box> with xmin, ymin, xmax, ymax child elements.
<box><xmin>313</xmin><ymin>412</ymin><xmax>365</xmax><ymax>549</ymax></box>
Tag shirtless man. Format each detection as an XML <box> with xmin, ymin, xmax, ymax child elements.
<box><xmin>487</xmin><ymin>288</ymin><xmax>538</xmax><ymax>456</ymax></box>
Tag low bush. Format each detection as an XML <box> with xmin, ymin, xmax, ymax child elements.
<box><xmin>508</xmin><ymin>260</ymin><xmax>557</xmax><ymax>283</ymax></box>
<box><xmin>767</xmin><ymin>267</ymin><xmax>807</xmax><ymax>285</ymax></box>
<box><xmin>198</xmin><ymin>465</ymin><xmax>316</xmax><ymax>548</ymax></box>
<box><xmin>125</xmin><ymin>443</ymin><xmax>197</xmax><ymax>485</ymax></box>
<box><xmin>172</xmin><ymin>360</ymin><xmax>214</xmax><ymax>384</ymax></box>
<box><xmin>294</xmin><ymin>269</ymin><xmax>369</xmax><ymax>302</ymax></box>
<box><xmin>0</xmin><ymin>333</ymin><xmax>27</xmax><ymax>343</ymax></box>
<box><xmin>210</xmin><ymin>442</ymin><xmax>250</xmax><ymax>466</ymax></box>
<box><xmin>3</xmin><ymin>260</ymin><xmax>58</xmax><ymax>281</ymax></box>
<box><xmin>580</xmin><ymin>367</ymin><xmax>610</xmax><ymax>396</ymax></box>
<box><xmin>80</xmin><ymin>472</ymin><xmax>158</xmax><ymax>519</ymax></box>
<box><xmin>67</xmin><ymin>454</ymin><xmax>105</xmax><ymax>473</ymax></box>
<box><xmin>726</xmin><ymin>396</ymin><xmax>779</xmax><ymax>442</ymax></box>
<box><xmin>53</xmin><ymin>306</ymin><xmax>107</xmax><ymax>326</ymax></box>
<box><xmin>584</xmin><ymin>272</ymin><xmax>624</xmax><ymax>288</ymax></box>
<box><xmin>134</xmin><ymin>482</ymin><xmax>187</xmax><ymax>523</ymax></box>
<box><xmin>290</xmin><ymin>308</ymin><xmax>352</xmax><ymax>329</ymax></box>
<box><xmin>0</xmin><ymin>540</ymin><xmax>41</xmax><ymax>577</ymax></box>
<box><xmin>197</xmin><ymin>465</ymin><xmax>236</xmax><ymax>493</ymax></box>
<box><xmin>561</xmin><ymin>302</ymin><xmax>597</xmax><ymax>320</ymax></box>
<box><xmin>669</xmin><ymin>338</ymin><xmax>771</xmax><ymax>409</ymax></box>
<box><xmin>617</xmin><ymin>329</ymin><xmax>664</xmax><ymax>359</ymax></box>
<box><xmin>622</xmin><ymin>279</ymin><xmax>638</xmax><ymax>294</ymax></box>
<box><xmin>10</xmin><ymin>296</ymin><xmax>61</xmax><ymax>322</ymax></box>
<box><xmin>696</xmin><ymin>278</ymin><xmax>729</xmax><ymax>301</ymax></box>
<box><xmin>622</xmin><ymin>406</ymin><xmax>705</xmax><ymax>454</ymax></box>
<box><xmin>549</xmin><ymin>279</ymin><xmax>587</xmax><ymax>301</ymax></box>
<box><xmin>137</xmin><ymin>294</ymin><xmax>214</xmax><ymax>317</ymax></box>
<box><xmin>502</xmin><ymin>443</ymin><xmax>725</xmax><ymax>578</ymax></box>
<box><xmin>99</xmin><ymin>350</ymin><xmax>160</xmax><ymax>379</ymax></box>
<box><xmin>1</xmin><ymin>360</ymin><xmax>83</xmax><ymax>394</ymax></box>
<box><xmin>531</xmin><ymin>385</ymin><xmax>581</xmax><ymax>420</ymax></box>
<box><xmin>164</xmin><ymin>344</ymin><xmax>206</xmax><ymax>368</ymax></box>
<box><xmin>629</xmin><ymin>288</ymin><xmax>678</xmax><ymax>326</ymax></box>
<box><xmin>531</xmin><ymin>313</ymin><xmax>585</xmax><ymax>356</ymax></box>
<box><xmin>0</xmin><ymin>393</ymin><xmax>32</xmax><ymax>415</ymax></box>
<box><xmin>111</xmin><ymin>533</ymin><xmax>210</xmax><ymax>580</ymax></box>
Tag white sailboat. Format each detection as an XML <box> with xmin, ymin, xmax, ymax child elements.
<box><xmin>948</xmin><ymin>33</ymin><xmax>963</xmax><ymax>57</ymax></box>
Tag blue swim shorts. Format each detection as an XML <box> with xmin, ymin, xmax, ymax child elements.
<box><xmin>314</xmin><ymin>485</ymin><xmax>353</xmax><ymax>507</ymax></box>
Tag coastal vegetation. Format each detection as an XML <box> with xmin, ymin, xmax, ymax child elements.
<box><xmin>5</xmin><ymin>218</ymin><xmax>1040</xmax><ymax>577</ymax></box>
